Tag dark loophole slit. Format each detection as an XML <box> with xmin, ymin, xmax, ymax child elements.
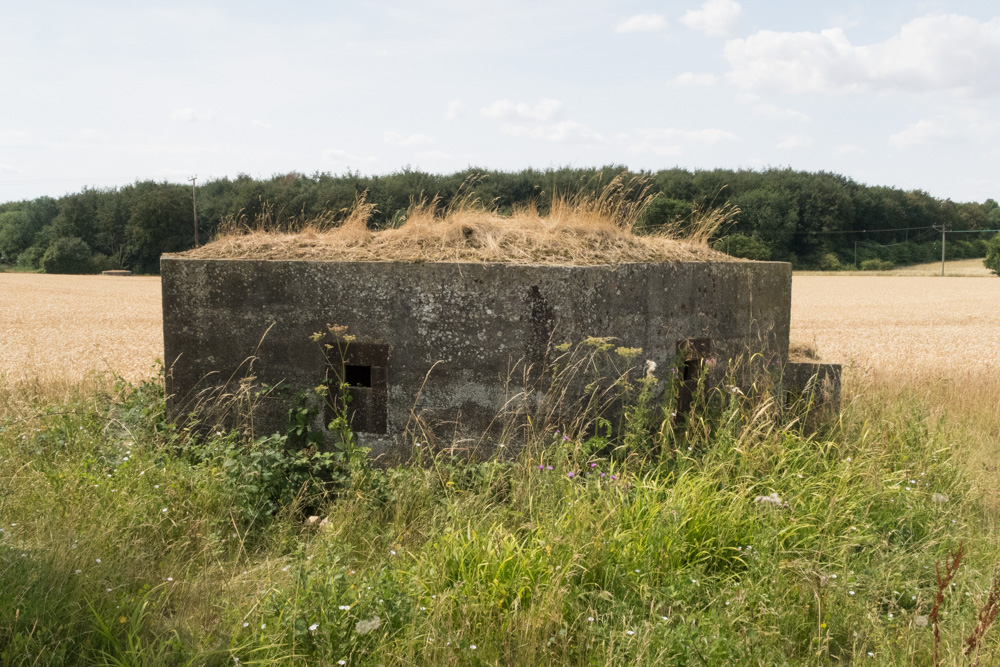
<box><xmin>343</xmin><ymin>364</ymin><xmax>372</xmax><ymax>388</ymax></box>
<box><xmin>675</xmin><ymin>338</ymin><xmax>711</xmax><ymax>423</ymax></box>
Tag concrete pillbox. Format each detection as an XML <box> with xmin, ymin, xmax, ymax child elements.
<box><xmin>161</xmin><ymin>258</ymin><xmax>802</xmax><ymax>460</ymax></box>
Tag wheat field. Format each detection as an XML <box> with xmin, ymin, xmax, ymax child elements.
<box><xmin>2</xmin><ymin>271</ymin><xmax>998</xmax><ymax>383</ymax></box>
<box><xmin>0</xmin><ymin>273</ymin><xmax>163</xmax><ymax>383</ymax></box>
<box><xmin>791</xmin><ymin>274</ymin><xmax>1000</xmax><ymax>379</ymax></box>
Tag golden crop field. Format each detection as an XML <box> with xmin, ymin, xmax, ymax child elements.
<box><xmin>2</xmin><ymin>271</ymin><xmax>998</xmax><ymax>384</ymax></box>
<box><xmin>791</xmin><ymin>274</ymin><xmax>1000</xmax><ymax>379</ymax></box>
<box><xmin>0</xmin><ymin>273</ymin><xmax>163</xmax><ymax>383</ymax></box>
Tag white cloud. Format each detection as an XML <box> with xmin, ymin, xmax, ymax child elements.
<box><xmin>170</xmin><ymin>108</ymin><xmax>214</xmax><ymax>123</ymax></box>
<box><xmin>833</xmin><ymin>144</ymin><xmax>866</xmax><ymax>156</ymax></box>
<box><xmin>725</xmin><ymin>14</ymin><xmax>1000</xmax><ymax>96</ymax></box>
<box><xmin>383</xmin><ymin>131</ymin><xmax>435</xmax><ymax>147</ymax></box>
<box><xmin>481</xmin><ymin>99</ymin><xmax>564</xmax><ymax>121</ymax></box>
<box><xmin>629</xmin><ymin>127</ymin><xmax>737</xmax><ymax>155</ymax></box>
<box><xmin>0</xmin><ymin>131</ymin><xmax>31</xmax><ymax>146</ymax></box>
<box><xmin>777</xmin><ymin>134</ymin><xmax>814</xmax><ymax>149</ymax></box>
<box><xmin>500</xmin><ymin>120</ymin><xmax>604</xmax><ymax>144</ymax></box>
<box><xmin>638</xmin><ymin>127</ymin><xmax>737</xmax><ymax>145</ymax></box>
<box><xmin>674</xmin><ymin>72</ymin><xmax>717</xmax><ymax>86</ymax></box>
<box><xmin>888</xmin><ymin>118</ymin><xmax>959</xmax><ymax>147</ymax></box>
<box><xmin>417</xmin><ymin>150</ymin><xmax>458</xmax><ymax>161</ymax></box>
<box><xmin>445</xmin><ymin>100</ymin><xmax>465</xmax><ymax>120</ymax></box>
<box><xmin>616</xmin><ymin>14</ymin><xmax>668</xmax><ymax>34</ymax></box>
<box><xmin>681</xmin><ymin>0</ymin><xmax>743</xmax><ymax>38</ymax></box>
<box><xmin>752</xmin><ymin>103</ymin><xmax>810</xmax><ymax>122</ymax></box>
<box><xmin>629</xmin><ymin>142</ymin><xmax>684</xmax><ymax>157</ymax></box>
<box><xmin>889</xmin><ymin>108</ymin><xmax>1000</xmax><ymax>148</ymax></box>
<box><xmin>76</xmin><ymin>128</ymin><xmax>110</xmax><ymax>142</ymax></box>
<box><xmin>322</xmin><ymin>149</ymin><xmax>377</xmax><ymax>164</ymax></box>
<box><xmin>0</xmin><ymin>163</ymin><xmax>22</xmax><ymax>175</ymax></box>
<box><xmin>251</xmin><ymin>119</ymin><xmax>273</xmax><ymax>129</ymax></box>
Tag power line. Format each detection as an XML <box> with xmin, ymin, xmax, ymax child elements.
<box><xmin>791</xmin><ymin>225</ymin><xmax>936</xmax><ymax>236</ymax></box>
<box><xmin>790</xmin><ymin>226</ymin><xmax>1000</xmax><ymax>237</ymax></box>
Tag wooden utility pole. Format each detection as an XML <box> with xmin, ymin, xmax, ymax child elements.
<box><xmin>189</xmin><ymin>176</ymin><xmax>199</xmax><ymax>247</ymax></box>
<box><xmin>935</xmin><ymin>224</ymin><xmax>947</xmax><ymax>276</ymax></box>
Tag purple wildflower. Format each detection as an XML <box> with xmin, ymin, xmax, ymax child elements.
<box><xmin>567</xmin><ymin>472</ymin><xmax>575</xmax><ymax>478</ymax></box>
<box><xmin>610</xmin><ymin>475</ymin><xmax>617</xmax><ymax>481</ymax></box>
<box><xmin>546</xmin><ymin>465</ymin><xmax>553</xmax><ymax>470</ymax></box>
<box><xmin>538</xmin><ymin>464</ymin><xmax>544</xmax><ymax>470</ymax></box>
<box><xmin>590</xmin><ymin>463</ymin><xmax>597</xmax><ymax>468</ymax></box>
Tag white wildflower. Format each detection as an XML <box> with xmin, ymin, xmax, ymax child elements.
<box><xmin>753</xmin><ymin>492</ymin><xmax>784</xmax><ymax>507</ymax></box>
<box><xmin>355</xmin><ymin>616</ymin><xmax>381</xmax><ymax>635</ymax></box>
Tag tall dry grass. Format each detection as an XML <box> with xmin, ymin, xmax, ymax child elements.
<box><xmin>183</xmin><ymin>174</ymin><xmax>739</xmax><ymax>265</ymax></box>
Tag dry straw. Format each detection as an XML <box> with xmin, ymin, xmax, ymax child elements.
<box><xmin>179</xmin><ymin>174</ymin><xmax>740</xmax><ymax>265</ymax></box>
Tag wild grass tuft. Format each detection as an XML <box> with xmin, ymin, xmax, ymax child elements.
<box><xmin>182</xmin><ymin>174</ymin><xmax>737</xmax><ymax>265</ymax></box>
<box><xmin>1</xmin><ymin>363</ymin><xmax>999</xmax><ymax>665</ymax></box>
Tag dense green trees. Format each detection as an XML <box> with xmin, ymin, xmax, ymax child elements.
<box><xmin>0</xmin><ymin>167</ymin><xmax>996</xmax><ymax>273</ymax></box>
<box><xmin>986</xmin><ymin>235</ymin><xmax>1000</xmax><ymax>276</ymax></box>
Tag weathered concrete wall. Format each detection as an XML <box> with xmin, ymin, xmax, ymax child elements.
<box><xmin>161</xmin><ymin>258</ymin><xmax>792</xmax><ymax>459</ymax></box>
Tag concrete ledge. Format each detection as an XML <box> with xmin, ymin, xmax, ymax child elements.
<box><xmin>785</xmin><ymin>361</ymin><xmax>842</xmax><ymax>414</ymax></box>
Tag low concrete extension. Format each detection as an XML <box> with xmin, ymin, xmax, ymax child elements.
<box><xmin>162</xmin><ymin>258</ymin><xmax>810</xmax><ymax>459</ymax></box>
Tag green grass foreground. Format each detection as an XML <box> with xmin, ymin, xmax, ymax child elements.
<box><xmin>1</xmin><ymin>374</ymin><xmax>998</xmax><ymax>666</ymax></box>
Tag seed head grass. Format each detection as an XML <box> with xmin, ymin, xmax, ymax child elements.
<box><xmin>178</xmin><ymin>175</ymin><xmax>738</xmax><ymax>265</ymax></box>
<box><xmin>2</xmin><ymin>358</ymin><xmax>999</xmax><ymax>664</ymax></box>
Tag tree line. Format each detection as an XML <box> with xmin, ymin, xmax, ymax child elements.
<box><xmin>1</xmin><ymin>166</ymin><xmax>998</xmax><ymax>274</ymax></box>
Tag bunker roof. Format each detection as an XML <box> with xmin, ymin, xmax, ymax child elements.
<box><xmin>176</xmin><ymin>204</ymin><xmax>740</xmax><ymax>266</ymax></box>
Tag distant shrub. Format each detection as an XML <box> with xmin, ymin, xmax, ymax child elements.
<box><xmin>985</xmin><ymin>235</ymin><xmax>1000</xmax><ymax>276</ymax></box>
<box><xmin>713</xmin><ymin>233</ymin><xmax>771</xmax><ymax>261</ymax></box>
<box><xmin>90</xmin><ymin>253</ymin><xmax>121</xmax><ymax>273</ymax></box>
<box><xmin>16</xmin><ymin>245</ymin><xmax>45</xmax><ymax>270</ymax></box>
<box><xmin>818</xmin><ymin>253</ymin><xmax>842</xmax><ymax>271</ymax></box>
<box><xmin>40</xmin><ymin>237</ymin><xmax>94</xmax><ymax>274</ymax></box>
<box><xmin>860</xmin><ymin>258</ymin><xmax>895</xmax><ymax>271</ymax></box>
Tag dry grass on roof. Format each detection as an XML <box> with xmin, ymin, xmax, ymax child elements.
<box><xmin>178</xmin><ymin>175</ymin><xmax>741</xmax><ymax>265</ymax></box>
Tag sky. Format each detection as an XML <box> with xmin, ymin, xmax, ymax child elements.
<box><xmin>2</xmin><ymin>0</ymin><xmax>1000</xmax><ymax>204</ymax></box>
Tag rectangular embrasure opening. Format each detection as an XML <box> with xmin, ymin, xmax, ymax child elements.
<box><xmin>676</xmin><ymin>338</ymin><xmax>711</xmax><ymax>421</ymax></box>
<box><xmin>343</xmin><ymin>364</ymin><xmax>372</xmax><ymax>388</ymax></box>
<box><xmin>325</xmin><ymin>342</ymin><xmax>389</xmax><ymax>435</ymax></box>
